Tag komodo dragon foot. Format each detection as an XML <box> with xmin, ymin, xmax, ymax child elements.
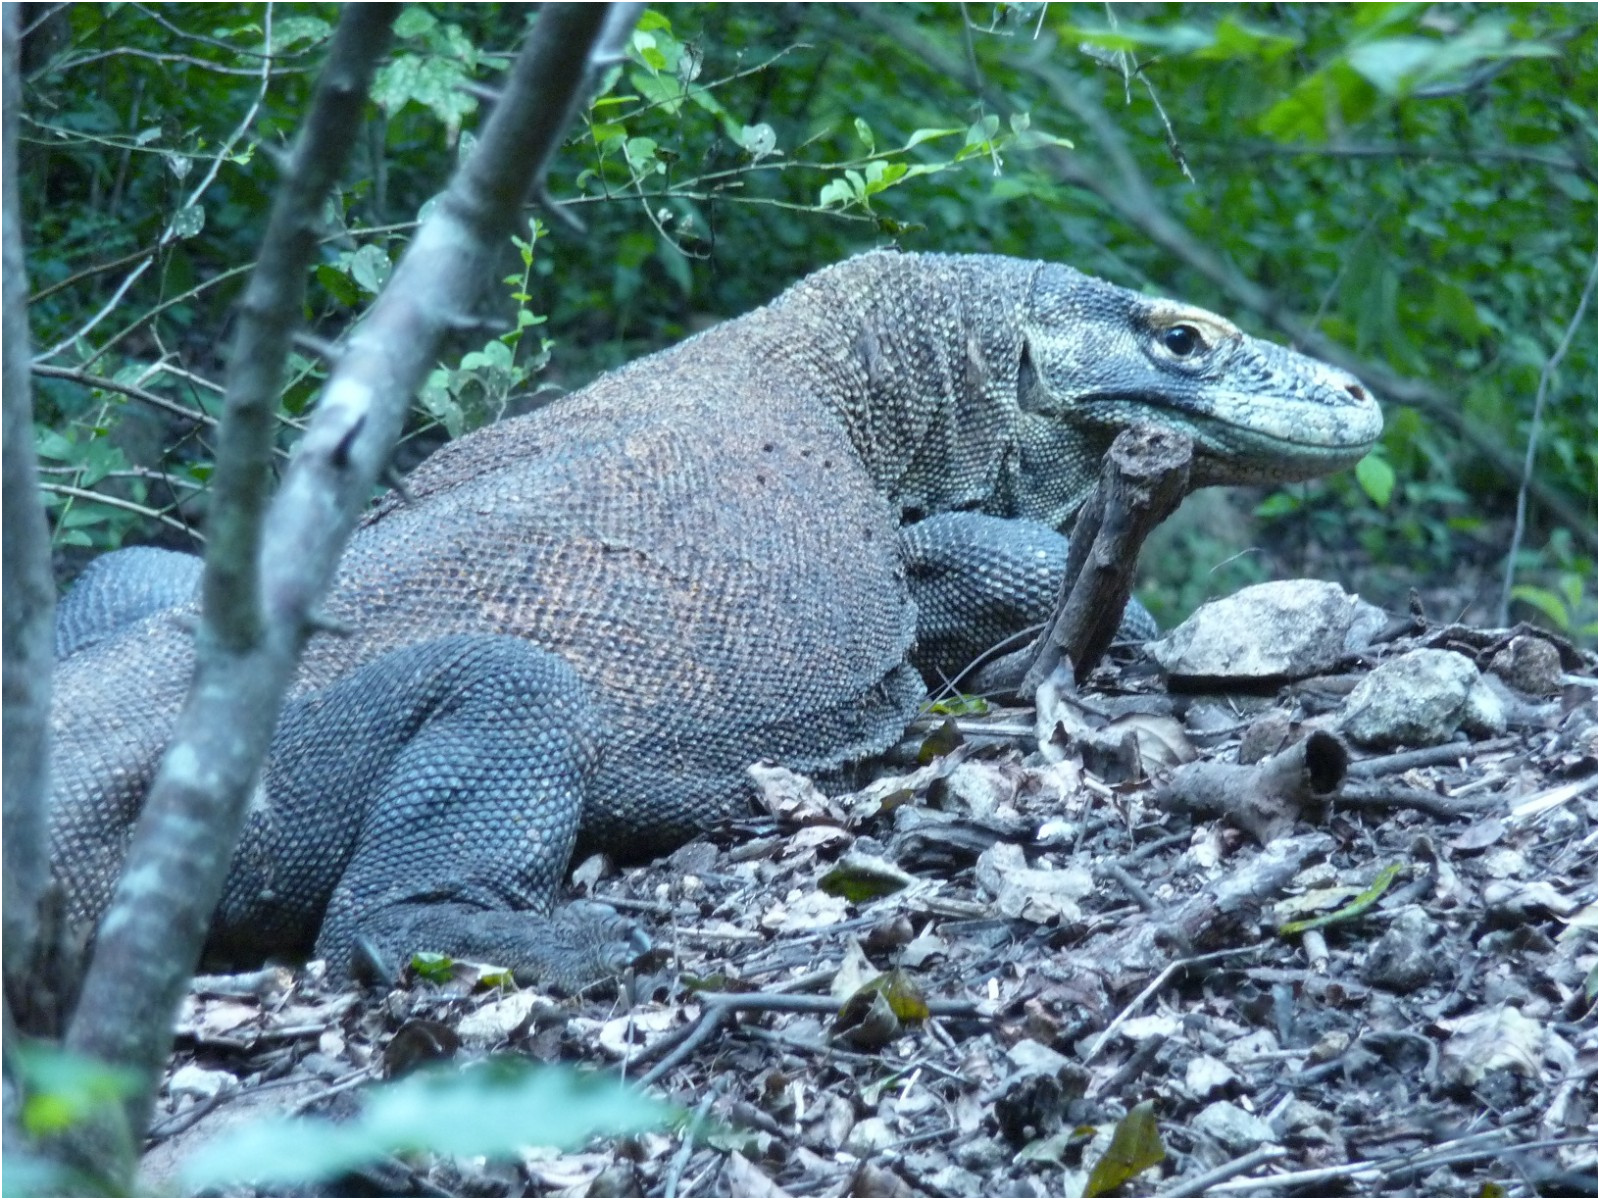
<box><xmin>217</xmin><ymin>632</ymin><xmax>648</xmax><ymax>989</ymax></box>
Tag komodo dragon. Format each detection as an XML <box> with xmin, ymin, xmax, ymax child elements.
<box><xmin>49</xmin><ymin>250</ymin><xmax>1382</xmax><ymax>987</ymax></box>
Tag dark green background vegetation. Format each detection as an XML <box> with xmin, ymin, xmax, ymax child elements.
<box><xmin>19</xmin><ymin>2</ymin><xmax>1598</xmax><ymax>637</ymax></box>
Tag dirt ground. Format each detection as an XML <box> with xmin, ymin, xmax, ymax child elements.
<box><xmin>142</xmin><ymin>613</ymin><xmax>1597</xmax><ymax>1199</ymax></box>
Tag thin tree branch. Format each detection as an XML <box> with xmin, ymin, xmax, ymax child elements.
<box><xmin>1</xmin><ymin>1</ymin><xmax>55</xmax><ymax>1018</ymax></box>
<box><xmin>1199</xmin><ymin>140</ymin><xmax>1588</xmax><ymax>174</ymax></box>
<box><xmin>31</xmin><ymin>363</ymin><xmax>218</xmax><ymax>428</ymax></box>
<box><xmin>1496</xmin><ymin>259</ymin><xmax>1597</xmax><ymax>625</ymax></box>
<box><xmin>38</xmin><ymin>483</ymin><xmax>202</xmax><ymax>541</ymax></box>
<box><xmin>56</xmin><ymin>6</ymin><xmax>400</xmax><ymax>1173</ymax></box>
<box><xmin>61</xmin><ymin>4</ymin><xmax>631</xmax><ymax>1179</ymax></box>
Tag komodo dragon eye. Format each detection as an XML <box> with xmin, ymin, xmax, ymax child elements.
<box><xmin>1161</xmin><ymin>324</ymin><xmax>1204</xmax><ymax>357</ymax></box>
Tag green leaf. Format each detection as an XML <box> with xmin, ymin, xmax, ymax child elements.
<box><xmin>657</xmin><ymin>238</ymin><xmax>692</xmax><ymax>296</ymax></box>
<box><xmin>393</xmin><ymin>7</ymin><xmax>436</xmax><ymax>38</ymax></box>
<box><xmin>1083</xmin><ymin>1101</ymin><xmax>1166</xmax><ymax>1197</ymax></box>
<box><xmin>1279</xmin><ymin>862</ymin><xmax>1403</xmax><ymax>935</ymax></box>
<box><xmin>1510</xmin><ymin>585</ymin><xmax>1572</xmax><ymax>631</ymax></box>
<box><xmin>170</xmin><ymin>204</ymin><xmax>205</xmax><ymax>239</ymax></box>
<box><xmin>371</xmin><ymin>54</ymin><xmax>477</xmax><ymax>125</ymax></box>
<box><xmin>818</xmin><ymin>178</ymin><xmax>855</xmax><ymax>209</ymax></box>
<box><xmin>1258</xmin><ymin>61</ymin><xmax>1377</xmax><ymax>142</ymax></box>
<box><xmin>348</xmin><ymin>244</ymin><xmax>392</xmax><ymax>296</ymax></box>
<box><xmin>1355</xmin><ymin>453</ymin><xmax>1396</xmax><ymax>507</ymax></box>
<box><xmin>1348</xmin><ymin>36</ymin><xmax>1438</xmax><ymax>96</ymax></box>
<box><xmin>270</xmin><ymin>15</ymin><xmax>331</xmax><ymax>51</ymax></box>
<box><xmin>860</xmin><ymin>160</ymin><xmax>906</xmax><ymax>196</ymax></box>
<box><xmin>9</xmin><ymin>1042</ymin><xmax>141</xmax><ymax>1138</ymax></box>
<box><xmin>903</xmin><ymin>127</ymin><xmax>961</xmax><ymax>150</ymax></box>
<box><xmin>315</xmin><ymin>263</ymin><xmax>359</xmax><ymax>308</ymax></box>
<box><xmin>624</xmin><ymin>136</ymin><xmax>660</xmax><ymax>174</ymax></box>
<box><xmin>1255</xmin><ymin>492</ymin><xmax>1302</xmax><ymax>518</ymax></box>
<box><xmin>819</xmin><ymin>860</ymin><xmax>913</xmax><ymax>902</ymax></box>
<box><xmin>925</xmin><ymin>694</ymin><xmax>990</xmax><ymax>717</ymax></box>
<box><xmin>630</xmin><ymin>70</ymin><xmax>684</xmax><ymax>115</ymax></box>
<box><xmin>965</xmin><ymin>114</ymin><xmax>1001</xmax><ymax>146</ymax></box>
<box><xmin>460</xmin><ymin>339</ymin><xmax>513</xmax><ymax>372</ymax></box>
<box><xmin>853</xmin><ymin>116</ymin><xmax>875</xmax><ymax>152</ymax></box>
<box><xmin>737</xmin><ymin>122</ymin><xmax>776</xmax><ymax>160</ymax></box>
<box><xmin>181</xmin><ymin>1059</ymin><xmax>676</xmax><ymax>1191</ymax></box>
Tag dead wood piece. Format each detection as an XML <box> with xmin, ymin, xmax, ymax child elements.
<box><xmin>1345</xmin><ymin>734</ymin><xmax>1520</xmax><ymax>777</ymax></box>
<box><xmin>1157</xmin><ymin>730</ymin><xmax>1350</xmax><ymax>843</ymax></box>
<box><xmin>1013</xmin><ymin>425</ymin><xmax>1193</xmax><ymax>695</ymax></box>
<box><xmin>1336</xmin><ymin>783</ymin><xmax>1493</xmax><ymax>820</ymax></box>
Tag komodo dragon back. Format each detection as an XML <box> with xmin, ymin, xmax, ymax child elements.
<box><xmin>49</xmin><ymin>250</ymin><xmax>1381</xmax><ymax>986</ymax></box>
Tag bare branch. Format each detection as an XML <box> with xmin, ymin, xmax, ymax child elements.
<box><xmin>38</xmin><ymin>483</ymin><xmax>202</xmax><ymax>541</ymax></box>
<box><xmin>1</xmin><ymin>2</ymin><xmax>55</xmax><ymax>1011</ymax></box>
<box><xmin>57</xmin><ymin>5</ymin><xmax>400</xmax><ymax>1168</ymax></box>
<box><xmin>61</xmin><ymin>4</ymin><xmax>632</xmax><ymax>1171</ymax></box>
<box><xmin>1496</xmin><ymin>260</ymin><xmax>1597</xmax><ymax>625</ymax></box>
<box><xmin>31</xmin><ymin>363</ymin><xmax>218</xmax><ymax>428</ymax></box>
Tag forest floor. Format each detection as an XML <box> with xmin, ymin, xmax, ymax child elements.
<box><xmin>140</xmin><ymin>610</ymin><xmax>1597</xmax><ymax>1199</ymax></box>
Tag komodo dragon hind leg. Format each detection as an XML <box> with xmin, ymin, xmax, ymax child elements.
<box><xmin>210</xmin><ymin>632</ymin><xmax>647</xmax><ymax>991</ymax></box>
<box><xmin>901</xmin><ymin>512</ymin><xmax>1157</xmax><ymax>685</ymax></box>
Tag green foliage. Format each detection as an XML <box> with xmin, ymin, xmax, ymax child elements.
<box><xmin>420</xmin><ymin>217</ymin><xmax>553</xmax><ymax>437</ymax></box>
<box><xmin>2</xmin><ymin>1043</ymin><xmax>140</xmax><ymax>1197</ymax></box>
<box><xmin>178</xmin><ymin>1057</ymin><xmax>677</xmax><ymax>1192</ymax></box>
<box><xmin>8</xmin><ymin>1042</ymin><xmax>141</xmax><ymax>1139</ymax></box>
<box><xmin>17</xmin><ymin>2</ymin><xmax>1596</xmax><ymax>632</ymax></box>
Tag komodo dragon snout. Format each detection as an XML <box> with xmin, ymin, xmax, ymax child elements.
<box><xmin>1018</xmin><ymin>264</ymin><xmax>1382</xmax><ymax>496</ymax></box>
<box><xmin>49</xmin><ymin>250</ymin><xmax>1380</xmax><ymax>991</ymax></box>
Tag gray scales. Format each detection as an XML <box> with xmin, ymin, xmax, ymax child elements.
<box><xmin>49</xmin><ymin>251</ymin><xmax>1382</xmax><ymax>987</ymax></box>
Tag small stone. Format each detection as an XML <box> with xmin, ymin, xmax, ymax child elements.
<box><xmin>1192</xmin><ymin>1100</ymin><xmax>1278</xmax><ymax>1154</ymax></box>
<box><xmin>1185</xmin><ymin>1053</ymin><xmax>1239</xmax><ymax>1099</ymax></box>
<box><xmin>1005</xmin><ymin>1038</ymin><xmax>1075</xmax><ymax>1077</ymax></box>
<box><xmin>846</xmin><ymin>1116</ymin><xmax>896</xmax><ymax>1157</ymax></box>
<box><xmin>1361</xmin><ymin>905</ymin><xmax>1440</xmax><ymax>991</ymax></box>
<box><xmin>1339</xmin><ymin>649</ymin><xmax>1481</xmax><ymax>748</ymax></box>
<box><xmin>1149</xmin><ymin>581</ymin><xmax>1371</xmax><ymax>682</ymax></box>
<box><xmin>1462</xmin><ymin>677</ymin><xmax>1507</xmax><ymax>737</ymax></box>
<box><xmin>1488</xmin><ymin>635</ymin><xmax>1562</xmax><ymax>695</ymax></box>
<box><xmin>1238</xmin><ymin>711</ymin><xmax>1294</xmax><ymax>765</ymax></box>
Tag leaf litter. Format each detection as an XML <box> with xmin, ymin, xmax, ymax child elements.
<box><xmin>141</xmin><ymin>618</ymin><xmax>1597</xmax><ymax>1197</ymax></box>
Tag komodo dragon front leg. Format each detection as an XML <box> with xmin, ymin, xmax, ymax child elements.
<box><xmin>901</xmin><ymin>512</ymin><xmax>1158</xmax><ymax>683</ymax></box>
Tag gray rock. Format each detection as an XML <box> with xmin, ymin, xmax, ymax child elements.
<box><xmin>1192</xmin><ymin>1100</ymin><xmax>1279</xmax><ymax>1154</ymax></box>
<box><xmin>1361</xmin><ymin>905</ymin><xmax>1440</xmax><ymax>991</ymax></box>
<box><xmin>1149</xmin><ymin>581</ymin><xmax>1380</xmax><ymax>682</ymax></box>
<box><xmin>1339</xmin><ymin>648</ymin><xmax>1482</xmax><ymax>748</ymax></box>
<box><xmin>1462</xmin><ymin>676</ymin><xmax>1508</xmax><ymax>737</ymax></box>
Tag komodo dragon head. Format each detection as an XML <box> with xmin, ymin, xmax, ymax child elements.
<box><xmin>1015</xmin><ymin>263</ymin><xmax>1383</xmax><ymax>502</ymax></box>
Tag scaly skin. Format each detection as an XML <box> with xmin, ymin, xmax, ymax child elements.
<box><xmin>49</xmin><ymin>251</ymin><xmax>1381</xmax><ymax>986</ymax></box>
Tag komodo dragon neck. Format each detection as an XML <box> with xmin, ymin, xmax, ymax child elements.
<box><xmin>724</xmin><ymin>250</ymin><xmax>1379</xmax><ymax>530</ymax></box>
